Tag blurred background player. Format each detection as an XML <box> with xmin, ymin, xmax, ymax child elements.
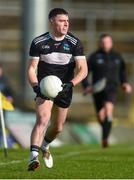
<box><xmin>82</xmin><ymin>33</ymin><xmax>132</xmax><ymax>148</ymax></box>
<box><xmin>27</xmin><ymin>8</ymin><xmax>87</xmax><ymax>171</ymax></box>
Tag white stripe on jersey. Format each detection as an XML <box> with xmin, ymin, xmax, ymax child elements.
<box><xmin>40</xmin><ymin>52</ymin><xmax>73</xmax><ymax>65</ymax></box>
<box><xmin>74</xmin><ymin>56</ymin><xmax>86</xmax><ymax>60</ymax></box>
<box><xmin>29</xmin><ymin>56</ymin><xmax>39</xmax><ymax>60</ymax></box>
<box><xmin>34</xmin><ymin>34</ymin><xmax>51</xmax><ymax>45</ymax></box>
<box><xmin>65</xmin><ymin>35</ymin><xmax>77</xmax><ymax>45</ymax></box>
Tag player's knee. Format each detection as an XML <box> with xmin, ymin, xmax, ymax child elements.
<box><xmin>56</xmin><ymin>127</ymin><xmax>63</xmax><ymax>134</ymax></box>
<box><xmin>105</xmin><ymin>103</ymin><xmax>114</xmax><ymax>114</ymax></box>
<box><xmin>98</xmin><ymin>113</ymin><xmax>106</xmax><ymax>122</ymax></box>
<box><xmin>105</xmin><ymin>109</ymin><xmax>113</xmax><ymax>118</ymax></box>
<box><xmin>37</xmin><ymin>113</ymin><xmax>50</xmax><ymax>127</ymax></box>
<box><xmin>54</xmin><ymin>125</ymin><xmax>63</xmax><ymax>134</ymax></box>
<box><xmin>36</xmin><ymin>120</ymin><xmax>48</xmax><ymax>129</ymax></box>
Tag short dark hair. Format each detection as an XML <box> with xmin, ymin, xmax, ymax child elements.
<box><xmin>48</xmin><ymin>8</ymin><xmax>68</xmax><ymax>20</ymax></box>
<box><xmin>99</xmin><ymin>33</ymin><xmax>112</xmax><ymax>40</ymax></box>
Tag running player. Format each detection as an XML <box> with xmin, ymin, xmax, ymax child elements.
<box><xmin>27</xmin><ymin>8</ymin><xmax>87</xmax><ymax>171</ymax></box>
<box><xmin>82</xmin><ymin>33</ymin><xmax>132</xmax><ymax>148</ymax></box>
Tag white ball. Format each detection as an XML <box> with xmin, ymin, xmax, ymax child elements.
<box><xmin>40</xmin><ymin>75</ymin><xmax>63</xmax><ymax>98</ymax></box>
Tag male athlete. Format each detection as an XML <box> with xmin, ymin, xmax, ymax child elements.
<box><xmin>82</xmin><ymin>33</ymin><xmax>132</xmax><ymax>148</ymax></box>
<box><xmin>27</xmin><ymin>8</ymin><xmax>87</xmax><ymax>171</ymax></box>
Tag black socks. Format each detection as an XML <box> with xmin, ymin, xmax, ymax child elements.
<box><xmin>101</xmin><ymin>117</ymin><xmax>112</xmax><ymax>141</ymax></box>
<box><xmin>30</xmin><ymin>145</ymin><xmax>40</xmax><ymax>153</ymax></box>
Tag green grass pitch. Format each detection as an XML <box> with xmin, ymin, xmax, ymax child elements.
<box><xmin>0</xmin><ymin>144</ymin><xmax>134</xmax><ymax>179</ymax></box>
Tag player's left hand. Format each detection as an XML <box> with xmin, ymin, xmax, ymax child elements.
<box><xmin>57</xmin><ymin>82</ymin><xmax>74</xmax><ymax>98</ymax></box>
<box><xmin>62</xmin><ymin>82</ymin><xmax>74</xmax><ymax>93</ymax></box>
<box><xmin>122</xmin><ymin>83</ymin><xmax>132</xmax><ymax>93</ymax></box>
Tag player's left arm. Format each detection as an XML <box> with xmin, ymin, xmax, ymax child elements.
<box><xmin>59</xmin><ymin>57</ymin><xmax>88</xmax><ymax>96</ymax></box>
<box><xmin>71</xmin><ymin>39</ymin><xmax>88</xmax><ymax>86</ymax></box>
<box><xmin>59</xmin><ymin>39</ymin><xmax>87</xmax><ymax>94</ymax></box>
<box><xmin>71</xmin><ymin>56</ymin><xmax>88</xmax><ymax>86</ymax></box>
<box><xmin>119</xmin><ymin>55</ymin><xmax>132</xmax><ymax>93</ymax></box>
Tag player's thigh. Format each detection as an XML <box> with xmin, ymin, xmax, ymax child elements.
<box><xmin>93</xmin><ymin>91</ymin><xmax>105</xmax><ymax>112</ymax></box>
<box><xmin>35</xmin><ymin>97</ymin><xmax>53</xmax><ymax>122</ymax></box>
<box><xmin>53</xmin><ymin>106</ymin><xmax>69</xmax><ymax>127</ymax></box>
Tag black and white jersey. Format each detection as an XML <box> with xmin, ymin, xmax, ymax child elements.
<box><xmin>29</xmin><ymin>32</ymin><xmax>85</xmax><ymax>83</ymax></box>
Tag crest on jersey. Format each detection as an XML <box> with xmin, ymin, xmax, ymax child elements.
<box><xmin>63</xmin><ymin>43</ymin><xmax>70</xmax><ymax>51</ymax></box>
<box><xmin>115</xmin><ymin>59</ymin><xmax>120</xmax><ymax>64</ymax></box>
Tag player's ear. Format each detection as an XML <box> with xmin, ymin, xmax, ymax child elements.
<box><xmin>49</xmin><ymin>18</ymin><xmax>53</xmax><ymax>23</ymax></box>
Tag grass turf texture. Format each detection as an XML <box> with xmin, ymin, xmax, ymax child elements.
<box><xmin>0</xmin><ymin>144</ymin><xmax>134</xmax><ymax>179</ymax></box>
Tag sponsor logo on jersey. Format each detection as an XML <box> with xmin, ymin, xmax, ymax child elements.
<box><xmin>42</xmin><ymin>45</ymin><xmax>50</xmax><ymax>49</ymax></box>
<box><xmin>54</xmin><ymin>43</ymin><xmax>61</xmax><ymax>48</ymax></box>
<box><xmin>97</xmin><ymin>58</ymin><xmax>104</xmax><ymax>64</ymax></box>
<box><xmin>63</xmin><ymin>43</ymin><xmax>70</xmax><ymax>51</ymax></box>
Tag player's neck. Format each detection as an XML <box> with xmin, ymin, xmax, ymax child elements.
<box><xmin>49</xmin><ymin>32</ymin><xmax>65</xmax><ymax>41</ymax></box>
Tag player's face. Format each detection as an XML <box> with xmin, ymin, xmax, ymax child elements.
<box><xmin>50</xmin><ymin>14</ymin><xmax>69</xmax><ymax>36</ymax></box>
<box><xmin>100</xmin><ymin>36</ymin><xmax>113</xmax><ymax>52</ymax></box>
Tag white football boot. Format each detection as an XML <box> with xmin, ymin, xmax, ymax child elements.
<box><xmin>42</xmin><ymin>148</ymin><xmax>53</xmax><ymax>168</ymax></box>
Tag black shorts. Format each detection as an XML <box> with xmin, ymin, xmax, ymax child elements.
<box><xmin>54</xmin><ymin>88</ymin><xmax>73</xmax><ymax>108</ymax></box>
<box><xmin>36</xmin><ymin>89</ymin><xmax>73</xmax><ymax>108</ymax></box>
<box><xmin>93</xmin><ymin>89</ymin><xmax>117</xmax><ymax>112</ymax></box>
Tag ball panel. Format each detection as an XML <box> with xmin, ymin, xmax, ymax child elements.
<box><xmin>40</xmin><ymin>75</ymin><xmax>63</xmax><ymax>98</ymax></box>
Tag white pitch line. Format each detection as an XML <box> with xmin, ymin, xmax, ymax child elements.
<box><xmin>54</xmin><ymin>150</ymin><xmax>90</xmax><ymax>158</ymax></box>
<box><xmin>0</xmin><ymin>150</ymin><xmax>91</xmax><ymax>167</ymax></box>
<box><xmin>0</xmin><ymin>159</ymin><xmax>27</xmax><ymax>167</ymax></box>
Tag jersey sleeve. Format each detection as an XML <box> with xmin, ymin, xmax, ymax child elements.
<box><xmin>119</xmin><ymin>54</ymin><xmax>127</xmax><ymax>84</ymax></box>
<box><xmin>73</xmin><ymin>39</ymin><xmax>85</xmax><ymax>59</ymax></box>
<box><xmin>29</xmin><ymin>40</ymin><xmax>40</xmax><ymax>59</ymax></box>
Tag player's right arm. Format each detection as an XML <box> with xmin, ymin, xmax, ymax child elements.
<box><xmin>119</xmin><ymin>54</ymin><xmax>132</xmax><ymax>93</ymax></box>
<box><xmin>27</xmin><ymin>58</ymin><xmax>45</xmax><ymax>98</ymax></box>
<box><xmin>27</xmin><ymin>39</ymin><xmax>45</xmax><ymax>97</ymax></box>
<box><xmin>27</xmin><ymin>59</ymin><xmax>39</xmax><ymax>87</ymax></box>
<box><xmin>27</xmin><ymin>59</ymin><xmax>48</xmax><ymax>99</ymax></box>
<box><xmin>27</xmin><ymin>39</ymin><xmax>40</xmax><ymax>87</ymax></box>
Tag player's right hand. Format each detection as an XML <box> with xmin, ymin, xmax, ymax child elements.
<box><xmin>83</xmin><ymin>86</ymin><xmax>93</xmax><ymax>95</ymax></box>
<box><xmin>33</xmin><ymin>85</ymin><xmax>49</xmax><ymax>99</ymax></box>
<box><xmin>121</xmin><ymin>83</ymin><xmax>132</xmax><ymax>94</ymax></box>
